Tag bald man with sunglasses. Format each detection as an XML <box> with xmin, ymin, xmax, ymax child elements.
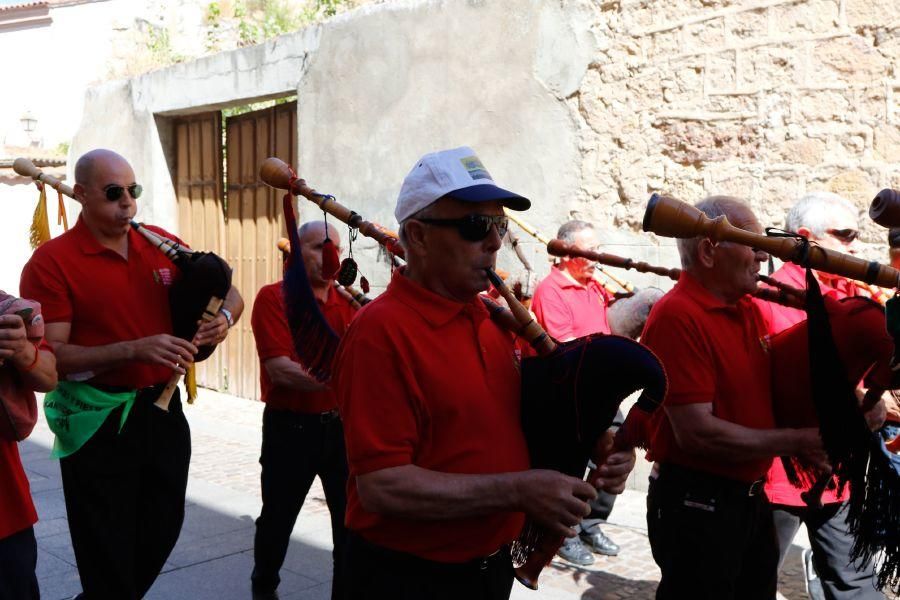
<box><xmin>333</xmin><ymin>147</ymin><xmax>636</xmax><ymax>599</ymax></box>
<box><xmin>20</xmin><ymin>148</ymin><xmax>243</xmax><ymax>599</ymax></box>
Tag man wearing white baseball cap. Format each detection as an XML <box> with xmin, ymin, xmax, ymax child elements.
<box><xmin>333</xmin><ymin>147</ymin><xmax>636</xmax><ymax>598</ymax></box>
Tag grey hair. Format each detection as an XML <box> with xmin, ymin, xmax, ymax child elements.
<box><xmin>398</xmin><ymin>203</ymin><xmax>439</xmax><ymax>252</ymax></box>
<box><xmin>556</xmin><ymin>220</ymin><xmax>594</xmax><ymax>244</ymax></box>
<box><xmin>677</xmin><ymin>195</ymin><xmax>748</xmax><ymax>269</ymax></box>
<box><xmin>785</xmin><ymin>191</ymin><xmax>858</xmax><ymax>237</ymax></box>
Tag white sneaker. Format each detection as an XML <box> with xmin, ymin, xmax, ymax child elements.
<box><xmin>802</xmin><ymin>548</ymin><xmax>826</xmax><ymax>600</ymax></box>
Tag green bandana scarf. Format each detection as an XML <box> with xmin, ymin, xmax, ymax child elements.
<box><xmin>43</xmin><ymin>381</ymin><xmax>136</xmax><ymax>458</ymax></box>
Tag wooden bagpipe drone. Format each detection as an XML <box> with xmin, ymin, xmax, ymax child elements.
<box><xmin>505</xmin><ymin>210</ymin><xmax>807</xmax><ymax>337</ymax></box>
<box><xmin>12</xmin><ymin>158</ymin><xmax>232</xmax><ymax>409</ymax></box>
<box><xmin>643</xmin><ymin>191</ymin><xmax>900</xmax><ymax>593</ymax></box>
<box><xmin>258</xmin><ymin>156</ymin><xmax>669</xmax><ymax>590</ymax></box>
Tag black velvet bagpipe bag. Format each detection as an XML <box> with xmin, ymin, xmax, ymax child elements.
<box><xmin>519</xmin><ymin>333</ymin><xmax>668</xmax><ymax>477</ymax></box>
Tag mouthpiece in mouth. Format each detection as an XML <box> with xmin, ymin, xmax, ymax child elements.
<box><xmin>485</xmin><ymin>268</ymin><xmax>503</xmax><ymax>289</ymax></box>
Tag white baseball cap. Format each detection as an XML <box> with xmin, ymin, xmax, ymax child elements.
<box><xmin>394</xmin><ymin>146</ymin><xmax>530</xmax><ymax>223</ymax></box>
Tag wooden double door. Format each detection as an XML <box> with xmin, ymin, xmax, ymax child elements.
<box><xmin>172</xmin><ymin>101</ymin><xmax>296</xmax><ymax>400</ymax></box>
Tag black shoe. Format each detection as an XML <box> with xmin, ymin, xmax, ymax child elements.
<box><xmin>580</xmin><ymin>527</ymin><xmax>620</xmax><ymax>556</ymax></box>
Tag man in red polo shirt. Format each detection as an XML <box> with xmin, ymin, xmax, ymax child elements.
<box><xmin>532</xmin><ymin>220</ymin><xmax>613</xmax><ymax>340</ymax></box>
<box><xmin>20</xmin><ymin>149</ymin><xmax>243</xmax><ymax>599</ymax></box>
<box><xmin>250</xmin><ymin>221</ymin><xmax>356</xmax><ymax>600</ymax></box>
<box><xmin>333</xmin><ymin>146</ymin><xmax>637</xmax><ymax>599</ymax></box>
<box><xmin>531</xmin><ymin>219</ymin><xmax>621</xmax><ymax>565</ymax></box>
<box><xmin>641</xmin><ymin>196</ymin><xmax>826</xmax><ymax>599</ymax></box>
<box><xmin>760</xmin><ymin>191</ymin><xmax>884</xmax><ymax>600</ymax></box>
<box><xmin>0</xmin><ymin>296</ymin><xmax>57</xmax><ymax>600</ymax></box>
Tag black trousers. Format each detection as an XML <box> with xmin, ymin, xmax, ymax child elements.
<box><xmin>772</xmin><ymin>503</ymin><xmax>883</xmax><ymax>599</ymax></box>
<box><xmin>0</xmin><ymin>526</ymin><xmax>39</xmax><ymax>600</ymax></box>
<box><xmin>252</xmin><ymin>407</ymin><xmax>348</xmax><ymax>599</ymax></box>
<box><xmin>61</xmin><ymin>387</ymin><xmax>190</xmax><ymax>600</ymax></box>
<box><xmin>343</xmin><ymin>531</ymin><xmax>514</xmax><ymax>600</ymax></box>
<box><xmin>583</xmin><ymin>409</ymin><xmax>621</xmax><ymax>528</ymax></box>
<box><xmin>647</xmin><ymin>464</ymin><xmax>779</xmax><ymax>600</ymax></box>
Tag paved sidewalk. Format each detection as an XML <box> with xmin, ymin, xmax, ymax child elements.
<box><xmin>20</xmin><ymin>388</ymin><xmax>838</xmax><ymax>599</ymax></box>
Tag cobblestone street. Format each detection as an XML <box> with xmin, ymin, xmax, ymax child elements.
<box><xmin>21</xmin><ymin>387</ymin><xmax>871</xmax><ymax>599</ymax></box>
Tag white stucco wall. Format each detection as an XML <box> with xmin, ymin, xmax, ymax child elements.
<box><xmin>0</xmin><ymin>0</ymin><xmax>151</xmax><ymax>150</ymax></box>
<box><xmin>0</xmin><ymin>179</ymin><xmax>67</xmax><ymax>295</ymax></box>
<box><xmin>69</xmin><ymin>0</ymin><xmax>605</xmax><ymax>291</ymax></box>
<box><xmin>294</xmin><ymin>0</ymin><xmax>597</xmax><ymax>290</ymax></box>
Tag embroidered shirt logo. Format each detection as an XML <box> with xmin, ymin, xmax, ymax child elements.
<box><xmin>459</xmin><ymin>156</ymin><xmax>492</xmax><ymax>181</ymax></box>
<box><xmin>154</xmin><ymin>268</ymin><xmax>174</xmax><ymax>286</ymax></box>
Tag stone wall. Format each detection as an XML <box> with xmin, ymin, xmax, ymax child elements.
<box><xmin>66</xmin><ymin>0</ymin><xmax>900</xmax><ymax>288</ymax></box>
<box><xmin>569</xmin><ymin>0</ymin><xmax>899</xmax><ymax>271</ymax></box>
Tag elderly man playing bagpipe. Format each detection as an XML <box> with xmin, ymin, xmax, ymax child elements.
<box><xmin>640</xmin><ymin>196</ymin><xmax>829</xmax><ymax>600</ymax></box>
<box><xmin>0</xmin><ymin>294</ymin><xmax>57</xmax><ymax>600</ymax></box>
<box><xmin>20</xmin><ymin>149</ymin><xmax>243</xmax><ymax>599</ymax></box>
<box><xmin>756</xmin><ymin>191</ymin><xmax>887</xmax><ymax>600</ymax></box>
<box><xmin>531</xmin><ymin>219</ymin><xmax>622</xmax><ymax>565</ymax></box>
<box><xmin>332</xmin><ymin>147</ymin><xmax>638</xmax><ymax>599</ymax></box>
<box><xmin>250</xmin><ymin>221</ymin><xmax>356</xmax><ymax>600</ymax></box>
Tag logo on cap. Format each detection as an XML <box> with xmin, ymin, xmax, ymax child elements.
<box><xmin>460</xmin><ymin>156</ymin><xmax>491</xmax><ymax>181</ymax></box>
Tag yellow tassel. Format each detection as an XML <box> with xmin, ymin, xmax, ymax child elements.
<box><xmin>185</xmin><ymin>362</ymin><xmax>198</xmax><ymax>404</ymax></box>
<box><xmin>30</xmin><ymin>183</ymin><xmax>51</xmax><ymax>249</ymax></box>
<box><xmin>57</xmin><ymin>190</ymin><xmax>68</xmax><ymax>231</ymax></box>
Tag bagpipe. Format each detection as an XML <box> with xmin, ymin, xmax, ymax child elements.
<box><xmin>12</xmin><ymin>159</ymin><xmax>232</xmax><ymax>409</ymax></box>
<box><xmin>508</xmin><ymin>212</ymin><xmax>806</xmax><ymax>338</ymax></box>
<box><xmin>504</xmin><ymin>211</ymin><xmax>671</xmax><ymax>339</ymax></box>
<box><xmin>258</xmin><ymin>157</ymin><xmax>668</xmax><ymax>590</ymax></box>
<box><xmin>868</xmin><ymin>188</ymin><xmax>900</xmax><ymax>228</ymax></box>
<box><xmin>275</xmin><ymin>237</ymin><xmax>371</xmax><ymax>309</ymax></box>
<box><xmin>504</xmin><ymin>210</ymin><xmax>633</xmax><ymax>296</ymax></box>
<box><xmin>643</xmin><ymin>192</ymin><xmax>900</xmax><ymax>592</ymax></box>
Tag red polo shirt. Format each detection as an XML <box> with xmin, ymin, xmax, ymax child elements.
<box><xmin>20</xmin><ymin>217</ymin><xmax>186</xmax><ymax>389</ymax></box>
<box><xmin>759</xmin><ymin>262</ymin><xmax>857</xmax><ymax>506</ymax></box>
<box><xmin>252</xmin><ymin>282</ymin><xmax>355</xmax><ymax>413</ymax></box>
<box><xmin>0</xmin><ymin>440</ymin><xmax>37</xmax><ymax>540</ymax></box>
<box><xmin>532</xmin><ymin>266</ymin><xmax>612</xmax><ymax>340</ymax></box>
<box><xmin>333</xmin><ymin>269</ymin><xmax>530</xmax><ymax>562</ymax></box>
<box><xmin>641</xmin><ymin>273</ymin><xmax>775</xmax><ymax>483</ymax></box>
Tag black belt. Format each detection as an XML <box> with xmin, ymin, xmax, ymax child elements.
<box><xmin>269</xmin><ymin>407</ymin><xmax>340</xmax><ymax>424</ymax></box>
<box><xmin>659</xmin><ymin>462</ymin><xmax>766</xmax><ymax>497</ymax></box>
<box><xmin>347</xmin><ymin>531</ymin><xmax>509</xmax><ymax>574</ymax></box>
<box><xmin>314</xmin><ymin>409</ymin><xmax>340</xmax><ymax>423</ymax></box>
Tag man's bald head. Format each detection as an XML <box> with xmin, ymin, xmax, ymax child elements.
<box><xmin>72</xmin><ymin>149</ymin><xmax>138</xmax><ymax>242</ymax></box>
<box><xmin>297</xmin><ymin>220</ymin><xmax>341</xmax><ymax>288</ymax></box>
<box><xmin>74</xmin><ymin>149</ymin><xmax>131</xmax><ymax>187</ymax></box>
<box><xmin>298</xmin><ymin>220</ymin><xmax>341</xmax><ymax>248</ymax></box>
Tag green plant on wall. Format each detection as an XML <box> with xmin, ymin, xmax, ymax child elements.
<box><xmin>145</xmin><ymin>23</ymin><xmax>186</xmax><ymax>65</ymax></box>
<box><xmin>206</xmin><ymin>0</ymin><xmax>352</xmax><ymax>49</ymax></box>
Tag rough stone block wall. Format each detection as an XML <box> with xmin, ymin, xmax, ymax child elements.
<box><xmin>568</xmin><ymin>0</ymin><xmax>899</xmax><ymax>270</ymax></box>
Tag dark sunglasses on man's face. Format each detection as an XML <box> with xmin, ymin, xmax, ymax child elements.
<box><xmin>416</xmin><ymin>214</ymin><xmax>509</xmax><ymax>242</ymax></box>
<box><xmin>826</xmin><ymin>228</ymin><xmax>859</xmax><ymax>244</ymax></box>
<box><xmin>103</xmin><ymin>184</ymin><xmax>142</xmax><ymax>202</ymax></box>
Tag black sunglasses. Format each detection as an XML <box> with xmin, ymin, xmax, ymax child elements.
<box><xmin>416</xmin><ymin>215</ymin><xmax>509</xmax><ymax>242</ymax></box>
<box><xmin>826</xmin><ymin>228</ymin><xmax>859</xmax><ymax>244</ymax></box>
<box><xmin>103</xmin><ymin>184</ymin><xmax>142</xmax><ymax>202</ymax></box>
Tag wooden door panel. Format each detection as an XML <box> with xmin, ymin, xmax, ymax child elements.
<box><xmin>222</xmin><ymin>100</ymin><xmax>297</xmax><ymax>400</ymax></box>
